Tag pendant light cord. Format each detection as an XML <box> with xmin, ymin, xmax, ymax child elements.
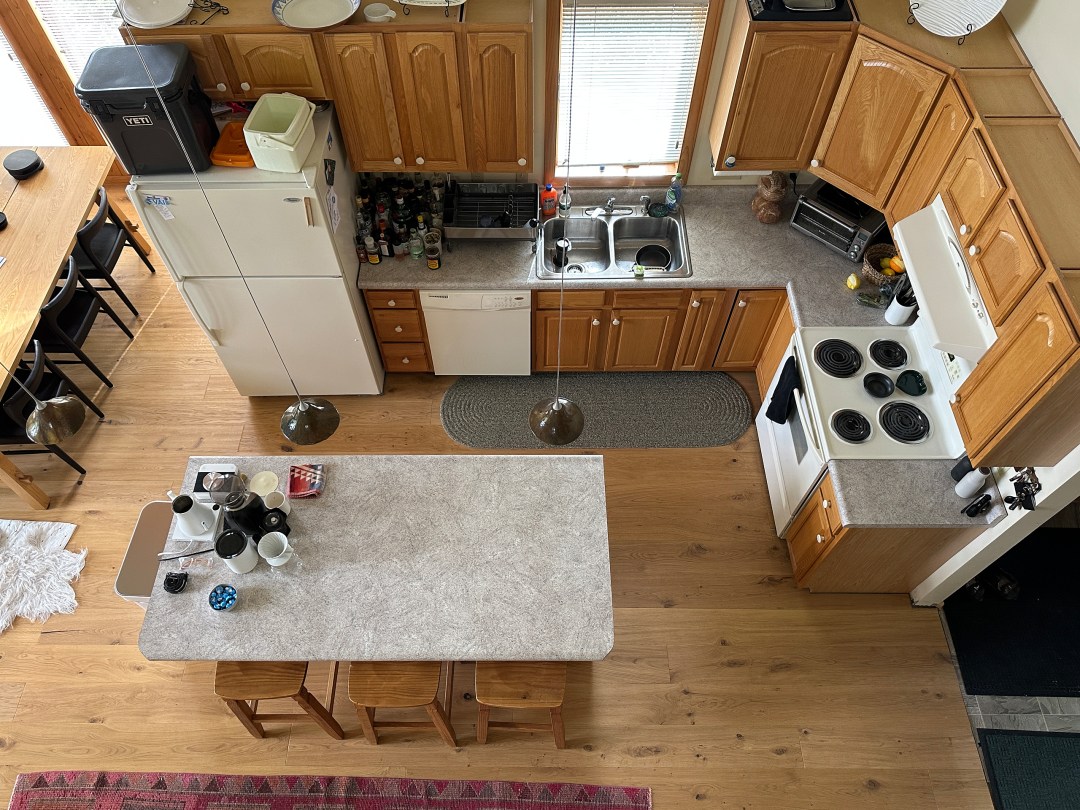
<box><xmin>554</xmin><ymin>0</ymin><xmax>579</xmax><ymax>406</ymax></box>
<box><xmin>0</xmin><ymin>357</ymin><xmax>46</xmax><ymax>408</ymax></box>
<box><xmin>119</xmin><ymin>17</ymin><xmax>304</xmax><ymax>405</ymax></box>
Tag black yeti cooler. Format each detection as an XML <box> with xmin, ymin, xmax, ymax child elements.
<box><xmin>76</xmin><ymin>43</ymin><xmax>218</xmax><ymax>174</ymax></box>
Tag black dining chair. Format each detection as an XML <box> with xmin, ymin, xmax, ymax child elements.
<box><xmin>72</xmin><ymin>187</ymin><xmax>155</xmax><ymax>318</ymax></box>
<box><xmin>1</xmin><ymin>340</ymin><xmax>104</xmax><ymax>475</ymax></box>
<box><xmin>30</xmin><ymin>257</ymin><xmax>134</xmax><ymax>388</ymax></box>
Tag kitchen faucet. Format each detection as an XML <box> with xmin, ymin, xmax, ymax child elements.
<box><xmin>586</xmin><ymin>196</ymin><xmax>633</xmax><ymax>217</ymax></box>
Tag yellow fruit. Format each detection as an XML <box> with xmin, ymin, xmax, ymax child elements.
<box><xmin>890</xmin><ymin>256</ymin><xmax>906</xmax><ymax>272</ymax></box>
<box><xmin>880</xmin><ymin>258</ymin><xmax>893</xmax><ymax>270</ymax></box>
<box><xmin>846</xmin><ymin>273</ymin><xmax>861</xmax><ymax>290</ymax></box>
<box><xmin>881</xmin><ymin>267</ymin><xmax>895</xmax><ymax>276</ymax></box>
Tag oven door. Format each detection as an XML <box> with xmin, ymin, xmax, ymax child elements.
<box><xmin>755</xmin><ymin>337</ymin><xmax>827</xmax><ymax>537</ymax></box>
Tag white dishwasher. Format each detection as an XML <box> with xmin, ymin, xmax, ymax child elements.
<box><xmin>419</xmin><ymin>290</ymin><xmax>532</xmax><ymax>375</ymax></box>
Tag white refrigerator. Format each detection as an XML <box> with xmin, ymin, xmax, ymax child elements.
<box><xmin>127</xmin><ymin>108</ymin><xmax>383</xmax><ymax>397</ymax></box>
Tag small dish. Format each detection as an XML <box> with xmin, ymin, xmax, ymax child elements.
<box><xmin>249</xmin><ymin>470</ymin><xmax>279</xmax><ymax>497</ymax></box>
<box><xmin>209</xmin><ymin>584</ymin><xmax>238</xmax><ymax>611</ymax></box>
<box><xmin>896</xmin><ymin>369</ymin><xmax>927</xmax><ymax>396</ymax></box>
<box><xmin>863</xmin><ymin>372</ymin><xmax>894</xmax><ymax>399</ymax></box>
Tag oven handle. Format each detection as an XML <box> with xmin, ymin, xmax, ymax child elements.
<box><xmin>792</xmin><ymin>381</ymin><xmax>821</xmax><ymax>455</ymax></box>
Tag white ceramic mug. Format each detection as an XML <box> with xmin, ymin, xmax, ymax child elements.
<box><xmin>264</xmin><ymin>490</ymin><xmax>291</xmax><ymax>515</ymax></box>
<box><xmin>364</xmin><ymin>3</ymin><xmax>396</xmax><ymax>21</ymax></box>
<box><xmin>258</xmin><ymin>531</ymin><xmax>294</xmax><ymax>566</ymax></box>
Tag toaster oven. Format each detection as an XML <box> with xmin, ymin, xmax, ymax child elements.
<box><xmin>789</xmin><ymin>179</ymin><xmax>887</xmax><ymax>262</ymax></box>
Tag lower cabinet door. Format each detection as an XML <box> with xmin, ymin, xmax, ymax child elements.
<box><xmin>713</xmin><ymin>289</ymin><xmax>787</xmax><ymax>370</ymax></box>
<box><xmin>533</xmin><ymin>309</ymin><xmax>605</xmax><ymax>371</ymax></box>
<box><xmin>786</xmin><ymin>490</ymin><xmax>833</xmax><ymax>584</ymax></box>
<box><xmin>674</xmin><ymin>290</ymin><xmax>734</xmax><ymax>370</ymax></box>
<box><xmin>604</xmin><ymin>308</ymin><xmax>682</xmax><ymax>371</ymax></box>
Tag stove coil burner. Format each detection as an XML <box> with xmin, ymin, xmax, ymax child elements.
<box><xmin>870</xmin><ymin>339</ymin><xmax>908</xmax><ymax>369</ymax></box>
<box><xmin>814</xmin><ymin>339</ymin><xmax>862</xmax><ymax>378</ymax></box>
<box><xmin>880</xmin><ymin>401</ymin><xmax>931</xmax><ymax>444</ymax></box>
<box><xmin>832</xmin><ymin>409</ymin><xmax>872</xmax><ymax>443</ymax></box>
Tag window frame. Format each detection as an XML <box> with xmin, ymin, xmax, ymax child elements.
<box><xmin>543</xmin><ymin>0</ymin><xmax>723</xmax><ymax>188</ymax></box>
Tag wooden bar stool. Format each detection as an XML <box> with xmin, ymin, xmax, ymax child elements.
<box><xmin>348</xmin><ymin>661</ymin><xmax>457</xmax><ymax>747</ymax></box>
<box><xmin>474</xmin><ymin>661</ymin><xmax>567</xmax><ymax>749</ymax></box>
<box><xmin>214</xmin><ymin>661</ymin><xmax>344</xmax><ymax>739</ymax></box>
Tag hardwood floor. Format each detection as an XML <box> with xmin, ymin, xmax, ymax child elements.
<box><xmin>0</xmin><ymin>241</ymin><xmax>991</xmax><ymax>808</ymax></box>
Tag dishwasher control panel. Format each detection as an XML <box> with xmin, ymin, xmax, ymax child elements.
<box><xmin>482</xmin><ymin>294</ymin><xmax>529</xmax><ymax>310</ymax></box>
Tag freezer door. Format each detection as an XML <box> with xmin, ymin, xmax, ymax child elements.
<box><xmin>202</xmin><ymin>188</ymin><xmax>342</xmax><ymax>277</ymax></box>
<box><xmin>128</xmin><ymin>184</ymin><xmax>240</xmax><ymax>279</ymax></box>
<box><xmin>177</xmin><ymin>278</ymin><xmax>293</xmax><ymax>396</ymax></box>
<box><xmin>247</xmin><ymin>277</ymin><xmax>384</xmax><ymax>395</ymax></box>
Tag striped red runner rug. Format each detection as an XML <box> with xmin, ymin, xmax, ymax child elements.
<box><xmin>10</xmin><ymin>772</ymin><xmax>651</xmax><ymax>810</ymax></box>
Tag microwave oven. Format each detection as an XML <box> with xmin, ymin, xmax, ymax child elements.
<box><xmin>789</xmin><ymin>179</ymin><xmax>887</xmax><ymax>262</ymax></box>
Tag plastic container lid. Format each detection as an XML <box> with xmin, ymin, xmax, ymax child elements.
<box><xmin>211</xmin><ymin>122</ymin><xmax>256</xmax><ymax>167</ymax></box>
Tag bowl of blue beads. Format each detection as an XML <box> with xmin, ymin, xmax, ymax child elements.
<box><xmin>209</xmin><ymin>584</ymin><xmax>238</xmax><ymax>611</ymax></box>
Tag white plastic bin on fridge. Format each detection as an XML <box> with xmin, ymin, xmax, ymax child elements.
<box><xmin>243</xmin><ymin>93</ymin><xmax>316</xmax><ymax>173</ymax></box>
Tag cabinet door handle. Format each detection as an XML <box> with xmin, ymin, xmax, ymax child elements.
<box><xmin>387</xmin><ymin>299</ymin><xmax>396</xmax><ymax>307</ymax></box>
<box><xmin>822</xmin><ymin>499</ymin><xmax>831</xmax><ymax>509</ymax></box>
<box><xmin>969</xmin><ymin>245</ymin><xmax>980</xmax><ymax>256</ymax></box>
<box><xmin>724</xmin><ymin>155</ymin><xmax>736</xmax><ymax>168</ymax></box>
<box><xmin>960</xmin><ymin>224</ymin><xmax>970</xmax><ymax>236</ymax></box>
<box><xmin>394</xmin><ymin>325</ymin><xmax>403</xmax><ymax>332</ymax></box>
<box><xmin>303</xmin><ymin>197</ymin><xmax>314</xmax><ymax>227</ymax></box>
<box><xmin>737</xmin><ymin>299</ymin><xmax>747</xmax><ymax>308</ymax></box>
<box><xmin>402</xmin><ymin>356</ymin><xmax>410</xmax><ymax>364</ymax></box>
<box><xmin>216</xmin><ymin>83</ymin><xmax>227</xmax><ymax>92</ymax></box>
<box><xmin>240</xmin><ymin>81</ymin><xmax>251</xmax><ymax>92</ymax></box>
<box><xmin>592</xmin><ymin>319</ymin><xmax>600</xmax><ymax>326</ymax></box>
<box><xmin>518</xmin><ymin>158</ymin><xmax>527</xmax><ymax>166</ymax></box>
<box><xmin>816</xmin><ymin>534</ymin><xmax>824</xmax><ymax>544</ymax></box>
<box><xmin>691</xmin><ymin>300</ymin><xmax>701</xmax><ymax>308</ymax></box>
<box><xmin>810</xmin><ymin>159</ymin><xmax>820</xmax><ymax>168</ymax></box>
<box><xmin>612</xmin><ymin>318</ymin><xmax>621</xmax><ymax>326</ymax></box>
<box><xmin>415</xmin><ymin>156</ymin><xmax>425</xmax><ymax>165</ymax></box>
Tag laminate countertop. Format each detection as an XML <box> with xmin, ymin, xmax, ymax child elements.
<box><xmin>138</xmin><ymin>454</ymin><xmax>615</xmax><ymax>662</ymax></box>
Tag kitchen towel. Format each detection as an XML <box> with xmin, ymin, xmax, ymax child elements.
<box><xmin>765</xmin><ymin>356</ymin><xmax>802</xmax><ymax>424</ymax></box>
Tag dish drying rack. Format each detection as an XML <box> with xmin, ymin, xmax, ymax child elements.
<box><xmin>443</xmin><ymin>182</ymin><xmax>539</xmax><ymax>248</ymax></box>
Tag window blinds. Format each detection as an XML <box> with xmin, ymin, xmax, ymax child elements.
<box><xmin>556</xmin><ymin>0</ymin><xmax>709</xmax><ymax>172</ymax></box>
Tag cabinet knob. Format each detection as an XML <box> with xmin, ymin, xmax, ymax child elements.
<box><xmin>216</xmin><ymin>83</ymin><xmax>227</xmax><ymax>92</ymax></box>
<box><xmin>240</xmin><ymin>81</ymin><xmax>251</xmax><ymax>92</ymax></box>
<box><xmin>402</xmin><ymin>356</ymin><xmax>410</xmax><ymax>364</ymax></box>
<box><xmin>810</xmin><ymin>159</ymin><xmax>820</xmax><ymax>168</ymax></box>
<box><xmin>738</xmin><ymin>299</ymin><xmax>747</xmax><ymax>308</ymax></box>
<box><xmin>822</xmin><ymin>499</ymin><xmax>831</xmax><ymax>509</ymax></box>
<box><xmin>415</xmin><ymin>156</ymin><xmax>425</xmax><ymax>165</ymax></box>
<box><xmin>387</xmin><ymin>299</ymin><xmax>396</xmax><ymax>307</ymax></box>
<box><xmin>592</xmin><ymin>319</ymin><xmax>600</xmax><ymax>326</ymax></box>
<box><xmin>394</xmin><ymin>325</ymin><xmax>403</xmax><ymax>332</ymax></box>
<box><xmin>960</xmin><ymin>224</ymin><xmax>970</xmax><ymax>235</ymax></box>
<box><xmin>951</xmin><ymin>393</ymin><xmax>960</xmax><ymax>404</ymax></box>
<box><xmin>393</xmin><ymin>156</ymin><xmax>403</xmax><ymax>165</ymax></box>
<box><xmin>969</xmin><ymin>245</ymin><xmax>980</xmax><ymax>257</ymax></box>
<box><xmin>724</xmin><ymin>155</ymin><xmax>736</xmax><ymax>168</ymax></box>
<box><xmin>518</xmin><ymin>158</ymin><xmax>527</xmax><ymax>166</ymax></box>
<box><xmin>612</xmin><ymin>318</ymin><xmax>621</xmax><ymax>326</ymax></box>
<box><xmin>691</xmin><ymin>300</ymin><xmax>701</xmax><ymax>308</ymax></box>
<box><xmin>816</xmin><ymin>534</ymin><xmax>824</xmax><ymax>544</ymax></box>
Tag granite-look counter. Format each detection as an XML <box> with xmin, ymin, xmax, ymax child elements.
<box><xmin>139</xmin><ymin>455</ymin><xmax>614</xmax><ymax>662</ymax></box>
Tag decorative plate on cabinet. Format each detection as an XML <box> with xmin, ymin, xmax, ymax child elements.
<box><xmin>910</xmin><ymin>0</ymin><xmax>1008</xmax><ymax>38</ymax></box>
<box><xmin>271</xmin><ymin>0</ymin><xmax>360</xmax><ymax>29</ymax></box>
<box><xmin>117</xmin><ymin>0</ymin><xmax>191</xmax><ymax>28</ymax></box>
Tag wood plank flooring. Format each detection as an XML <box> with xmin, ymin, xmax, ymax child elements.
<box><xmin>0</xmin><ymin>232</ymin><xmax>991</xmax><ymax>808</ymax></box>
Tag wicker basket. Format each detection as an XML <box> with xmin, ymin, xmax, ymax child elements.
<box><xmin>862</xmin><ymin>243</ymin><xmax>898</xmax><ymax>286</ymax></box>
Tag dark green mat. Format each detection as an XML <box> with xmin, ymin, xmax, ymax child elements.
<box><xmin>978</xmin><ymin>729</ymin><xmax>1080</xmax><ymax>809</ymax></box>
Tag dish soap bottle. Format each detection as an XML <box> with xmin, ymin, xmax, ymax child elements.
<box><xmin>541</xmin><ymin>183</ymin><xmax>558</xmax><ymax>218</ymax></box>
<box><xmin>665</xmin><ymin>173</ymin><xmax>683</xmax><ymax>213</ymax></box>
<box><xmin>558</xmin><ymin>184</ymin><xmax>572</xmax><ymax>218</ymax></box>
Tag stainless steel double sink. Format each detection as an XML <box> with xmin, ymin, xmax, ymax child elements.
<box><xmin>535</xmin><ymin>207</ymin><xmax>692</xmax><ymax>279</ymax></box>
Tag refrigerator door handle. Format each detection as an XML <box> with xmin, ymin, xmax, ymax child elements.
<box><xmin>303</xmin><ymin>197</ymin><xmax>314</xmax><ymax>227</ymax></box>
<box><xmin>179</xmin><ymin>281</ymin><xmax>221</xmax><ymax>347</ymax></box>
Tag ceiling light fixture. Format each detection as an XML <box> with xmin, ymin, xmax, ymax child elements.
<box><xmin>530</xmin><ymin>0</ymin><xmax>584</xmax><ymax>446</ymax></box>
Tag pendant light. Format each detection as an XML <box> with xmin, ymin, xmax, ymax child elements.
<box><xmin>0</xmin><ymin>359</ymin><xmax>86</xmax><ymax>445</ymax></box>
<box><xmin>121</xmin><ymin>31</ymin><xmax>341</xmax><ymax>446</ymax></box>
<box><xmin>530</xmin><ymin>0</ymin><xmax>584</xmax><ymax>446</ymax></box>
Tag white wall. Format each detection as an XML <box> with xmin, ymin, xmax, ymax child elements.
<box><xmin>1001</xmin><ymin>0</ymin><xmax>1079</xmax><ymax>137</ymax></box>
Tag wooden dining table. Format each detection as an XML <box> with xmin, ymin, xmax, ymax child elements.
<box><xmin>0</xmin><ymin>145</ymin><xmax>114</xmax><ymax>509</ymax></box>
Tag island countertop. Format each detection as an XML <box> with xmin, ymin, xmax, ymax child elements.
<box><xmin>139</xmin><ymin>454</ymin><xmax>615</xmax><ymax>662</ymax></box>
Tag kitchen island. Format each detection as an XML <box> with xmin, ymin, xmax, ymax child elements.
<box><xmin>139</xmin><ymin>454</ymin><xmax>614</xmax><ymax>662</ymax></box>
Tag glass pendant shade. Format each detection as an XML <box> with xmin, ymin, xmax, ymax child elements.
<box><xmin>25</xmin><ymin>395</ymin><xmax>87</xmax><ymax>445</ymax></box>
<box><xmin>281</xmin><ymin>397</ymin><xmax>341</xmax><ymax>445</ymax></box>
<box><xmin>530</xmin><ymin>395</ymin><xmax>584</xmax><ymax>446</ymax></box>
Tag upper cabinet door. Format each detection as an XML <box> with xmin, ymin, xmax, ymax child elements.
<box><xmin>141</xmin><ymin>33</ymin><xmax>233</xmax><ymax>100</ymax></box>
<box><xmin>392</xmin><ymin>32</ymin><xmax>469</xmax><ymax>172</ymax></box>
<box><xmin>968</xmin><ymin>197</ymin><xmax>1045</xmax><ymax>326</ymax></box>
<box><xmin>811</xmin><ymin>36</ymin><xmax>945</xmax><ymax>209</ymax></box>
<box><xmin>938</xmin><ymin>128</ymin><xmax>1006</xmax><ymax>245</ymax></box>
<box><xmin>466</xmin><ymin>31</ymin><xmax>532</xmax><ymax>173</ymax></box>
<box><xmin>224</xmin><ymin>34</ymin><xmax>326</xmax><ymax>99</ymax></box>
<box><xmin>717</xmin><ymin>30</ymin><xmax>852</xmax><ymax>171</ymax></box>
<box><xmin>325</xmin><ymin>34</ymin><xmax>406</xmax><ymax>171</ymax></box>
<box><xmin>886</xmin><ymin>81</ymin><xmax>972</xmax><ymax>222</ymax></box>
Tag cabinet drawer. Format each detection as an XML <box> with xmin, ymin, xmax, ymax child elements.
<box><xmin>535</xmin><ymin>290</ymin><xmax>607</xmax><ymax>309</ymax></box>
<box><xmin>366</xmin><ymin>290</ymin><xmax>418</xmax><ymax>309</ymax></box>
<box><xmin>372</xmin><ymin>309</ymin><xmax>425</xmax><ymax>342</ymax></box>
<box><xmin>611</xmin><ymin>290</ymin><xmax>688</xmax><ymax>309</ymax></box>
<box><xmin>381</xmin><ymin>343</ymin><xmax>431</xmax><ymax>372</ymax></box>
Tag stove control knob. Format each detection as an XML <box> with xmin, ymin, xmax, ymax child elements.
<box><xmin>816</xmin><ymin>534</ymin><xmax>824</xmax><ymax>544</ymax></box>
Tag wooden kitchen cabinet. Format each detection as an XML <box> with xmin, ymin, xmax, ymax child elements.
<box><xmin>137</xmin><ymin>32</ymin><xmax>234</xmax><ymax>100</ymax></box>
<box><xmin>755</xmin><ymin>299</ymin><xmax>795</xmax><ymax>400</ymax></box>
<box><xmin>223</xmin><ymin>34</ymin><xmax>326</xmax><ymax>98</ymax></box>
<box><xmin>674</xmin><ymin>290</ymin><xmax>736</xmax><ymax>370</ymax></box>
<box><xmin>605</xmin><ymin>308</ymin><xmax>683</xmax><ymax>371</ymax></box>
<box><xmin>709</xmin><ymin>4</ymin><xmax>852</xmax><ymax>172</ymax></box>
<box><xmin>466</xmin><ymin>31</ymin><xmax>532</xmax><ymax>173</ymax></box>
<box><xmin>937</xmin><ymin>128</ymin><xmax>1006</xmax><ymax>245</ymax></box>
<box><xmin>786</xmin><ymin>488</ymin><xmax>835</xmax><ymax>585</ymax></box>
<box><xmin>811</xmin><ymin>36</ymin><xmax>946</xmax><ymax>209</ymax></box>
<box><xmin>324</xmin><ymin>34</ymin><xmax>406</xmax><ymax>171</ymax></box>
<box><xmin>887</xmin><ymin>81</ymin><xmax>972</xmax><ymax>223</ymax></box>
<box><xmin>364</xmin><ymin>289</ymin><xmax>433</xmax><ymax>373</ymax></box>
<box><xmin>392</xmin><ymin>31</ymin><xmax>469</xmax><ymax>171</ymax></box>
<box><xmin>967</xmin><ymin>197</ymin><xmax>1045</xmax><ymax>326</ymax></box>
<box><xmin>533</xmin><ymin>309</ymin><xmax>604</xmax><ymax>372</ymax></box>
<box><xmin>712</xmin><ymin>289</ymin><xmax>787</xmax><ymax>371</ymax></box>
<box><xmin>953</xmin><ymin>279</ymin><xmax>1080</xmax><ymax>464</ymax></box>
